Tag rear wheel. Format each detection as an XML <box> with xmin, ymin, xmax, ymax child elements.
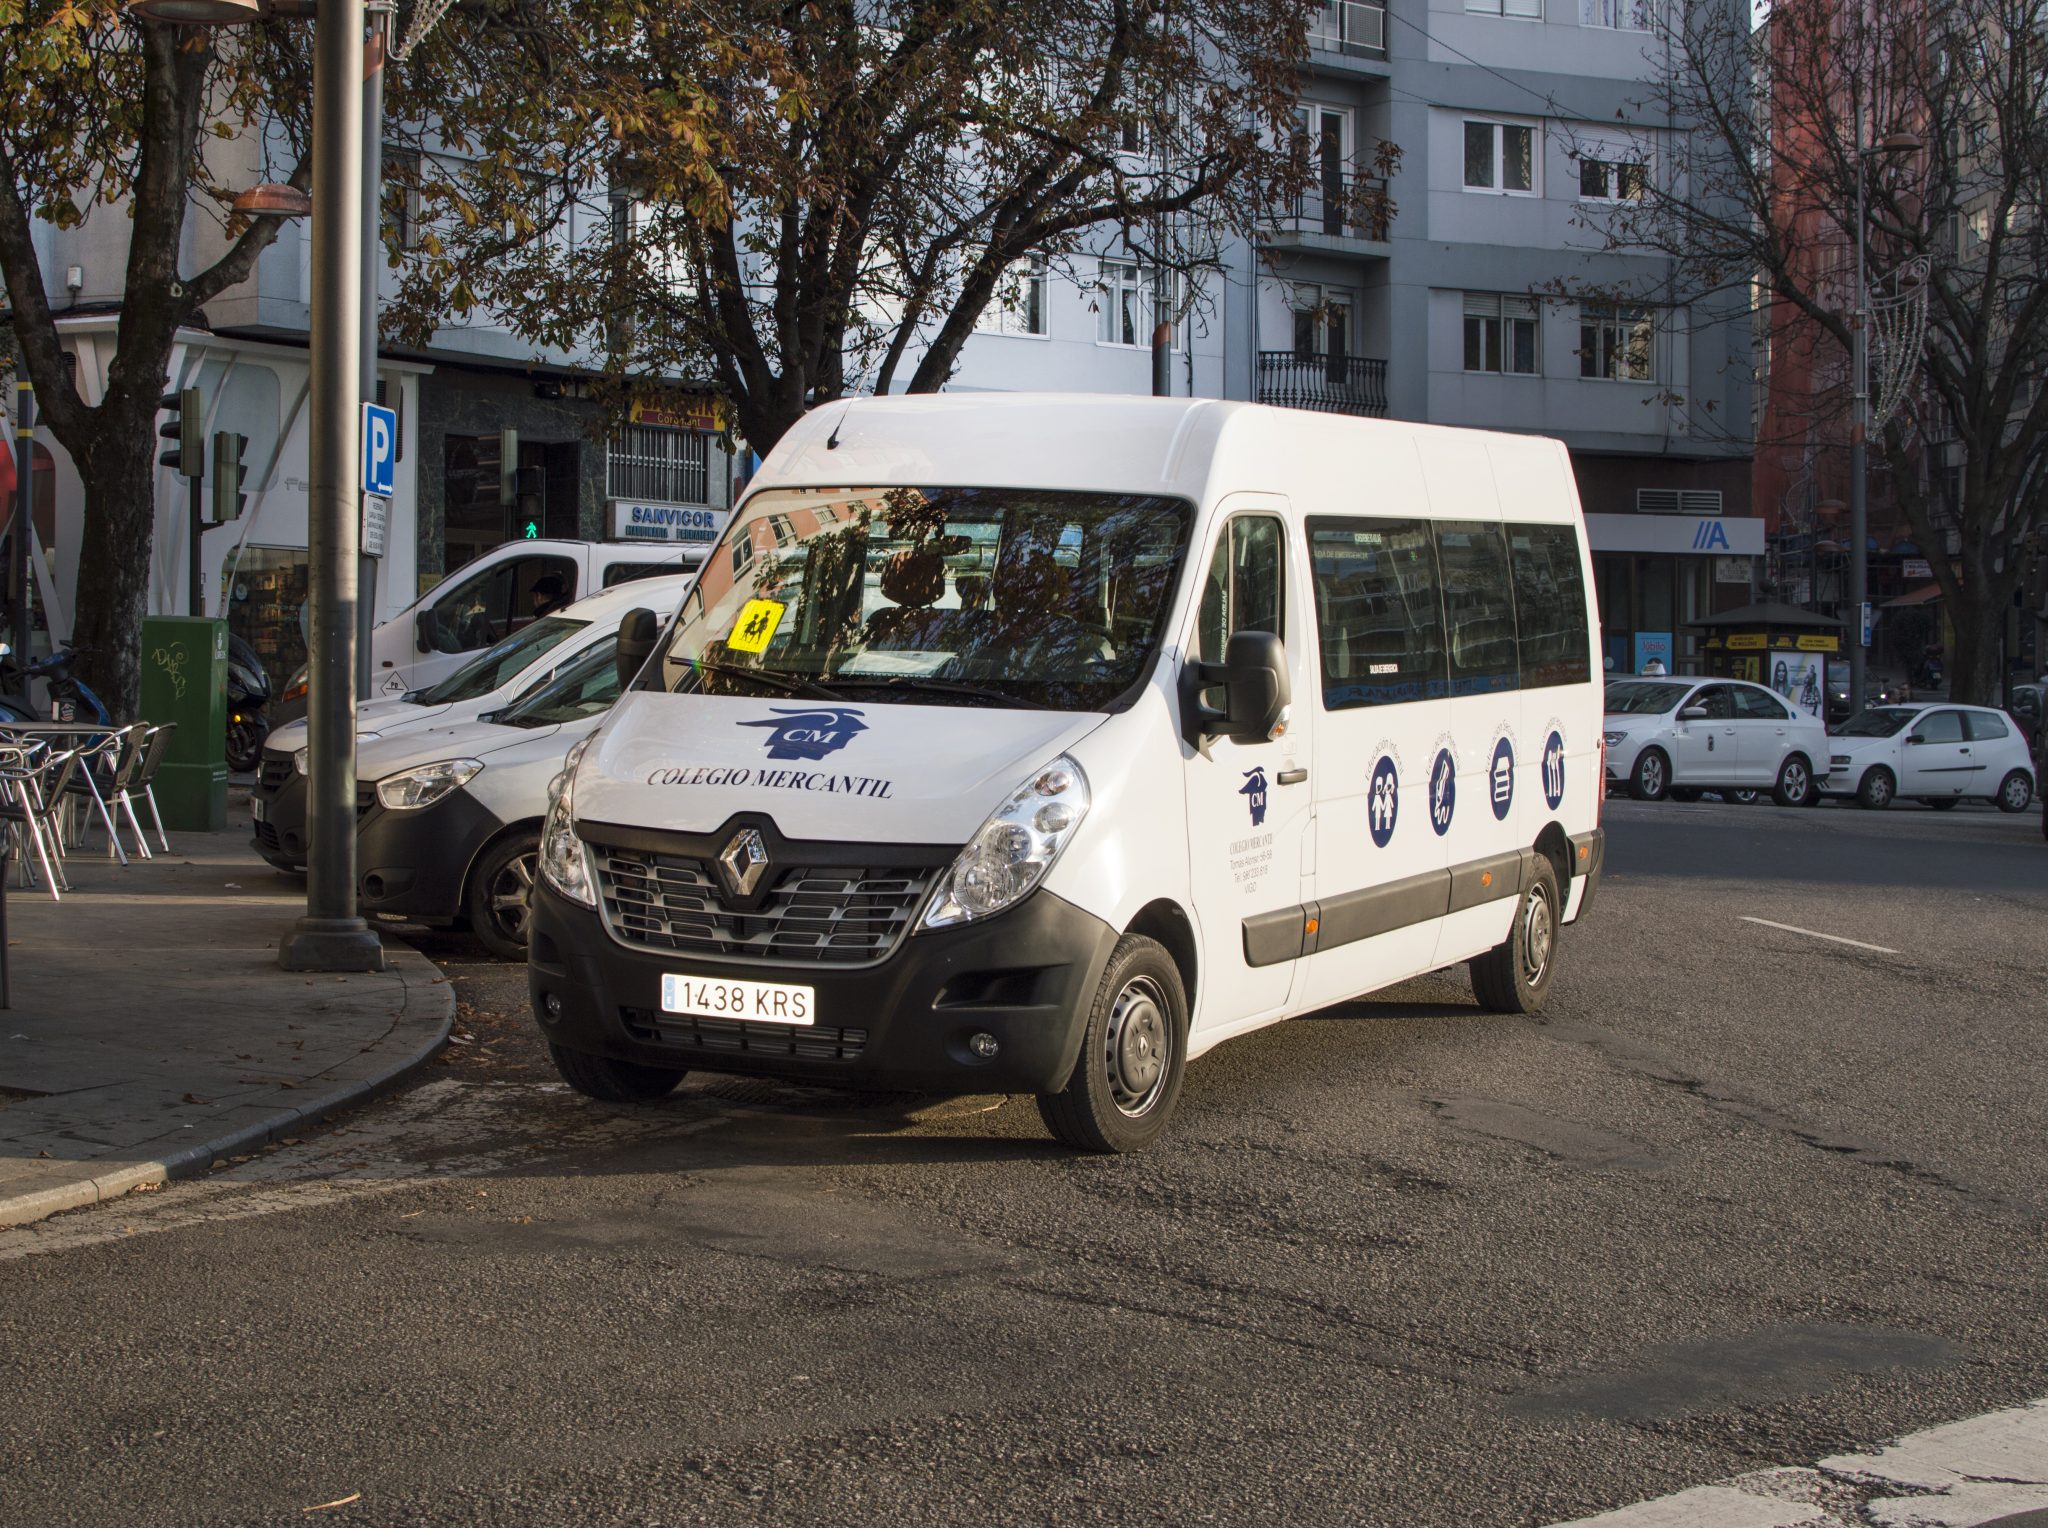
<box><xmin>547</xmin><ymin>1043</ymin><xmax>687</xmax><ymax>1103</ymax></box>
<box><xmin>1037</xmin><ymin>934</ymin><xmax>1188</xmax><ymax>1154</ymax></box>
<box><xmin>1772</xmin><ymin>755</ymin><xmax>1814</xmax><ymax>808</ymax></box>
<box><xmin>1997</xmin><ymin>770</ymin><xmax>2033</xmax><ymax>814</ymax></box>
<box><xmin>1668</xmin><ymin>787</ymin><xmax>1703</xmax><ymax>803</ymax></box>
<box><xmin>1725</xmin><ymin>789</ymin><xmax>1760</xmax><ymax>805</ymax></box>
<box><xmin>466</xmin><ymin>831</ymin><xmax>541</xmax><ymax>961</ymax></box>
<box><xmin>1856</xmin><ymin>766</ymin><xmax>1896</xmax><ymax>809</ymax></box>
<box><xmin>1629</xmin><ymin>748</ymin><xmax>1670</xmax><ymax>802</ymax></box>
<box><xmin>1470</xmin><ymin>857</ymin><xmax>1560</xmax><ymax>1015</ymax></box>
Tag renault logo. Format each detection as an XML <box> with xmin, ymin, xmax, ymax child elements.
<box><xmin>716</xmin><ymin>827</ymin><xmax>770</xmax><ymax>901</ymax></box>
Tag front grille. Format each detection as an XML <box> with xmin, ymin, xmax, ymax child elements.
<box><xmin>621</xmin><ymin>1006</ymin><xmax>869</xmax><ymax>1061</ymax></box>
<box><xmin>258</xmin><ymin>755</ymin><xmax>292</xmax><ymax>792</ymax></box>
<box><xmin>595</xmin><ymin>846</ymin><xmax>937</xmax><ymax>966</ymax></box>
<box><xmin>253</xmin><ymin>821</ymin><xmax>283</xmax><ymax>853</ymax></box>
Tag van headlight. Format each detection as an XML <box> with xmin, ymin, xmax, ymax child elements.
<box><xmin>375</xmin><ymin>758</ymin><xmax>483</xmax><ymax>811</ymax></box>
<box><xmin>921</xmin><ymin>756</ymin><xmax>1090</xmax><ymax>930</ymax></box>
<box><xmin>294</xmin><ymin>745</ymin><xmax>310</xmax><ymax>776</ymax></box>
<box><xmin>539</xmin><ymin>737</ymin><xmax>596</xmax><ymax>907</ymax></box>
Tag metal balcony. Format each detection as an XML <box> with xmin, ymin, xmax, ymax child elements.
<box><xmin>1309</xmin><ymin>0</ymin><xmax>1387</xmax><ymax>60</ymax></box>
<box><xmin>1269</xmin><ymin>171</ymin><xmax>1392</xmax><ymax>251</ymax></box>
<box><xmin>1258</xmin><ymin>353</ymin><xmax>1389</xmax><ymax>418</ymax></box>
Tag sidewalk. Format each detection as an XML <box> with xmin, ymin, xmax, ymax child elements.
<box><xmin>0</xmin><ymin>812</ymin><xmax>454</xmax><ymax>1228</ymax></box>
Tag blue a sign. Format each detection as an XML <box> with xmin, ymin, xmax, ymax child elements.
<box><xmin>361</xmin><ymin>402</ymin><xmax>398</xmax><ymax>499</ymax></box>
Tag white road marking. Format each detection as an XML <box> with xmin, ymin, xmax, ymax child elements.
<box><xmin>1548</xmin><ymin>1396</ymin><xmax>2048</xmax><ymax>1527</ymax></box>
<box><xmin>1740</xmin><ymin>916</ymin><xmax>1900</xmax><ymax>955</ymax></box>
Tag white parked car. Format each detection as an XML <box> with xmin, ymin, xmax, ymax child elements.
<box><xmin>1823</xmin><ymin>704</ymin><xmax>2036</xmax><ymax>811</ymax></box>
<box><xmin>1603</xmin><ymin>676</ymin><xmax>1829</xmax><ymax>806</ymax></box>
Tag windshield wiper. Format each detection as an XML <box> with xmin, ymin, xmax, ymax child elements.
<box><xmin>833</xmin><ymin>676</ymin><xmax>1052</xmax><ymax>709</ymax></box>
<box><xmin>686</xmin><ymin>660</ymin><xmax>848</xmax><ymax>701</ymax></box>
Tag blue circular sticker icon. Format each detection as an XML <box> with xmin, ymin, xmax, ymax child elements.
<box><xmin>1542</xmin><ymin>730</ymin><xmax>1566</xmax><ymax>812</ymax></box>
<box><xmin>1428</xmin><ymin>748</ymin><xmax>1457</xmax><ymax>837</ymax></box>
<box><xmin>1488</xmin><ymin>736</ymin><xmax>1516</xmax><ymax>821</ymax></box>
<box><xmin>1368</xmin><ymin>755</ymin><xmax>1399</xmax><ymax>848</ymax></box>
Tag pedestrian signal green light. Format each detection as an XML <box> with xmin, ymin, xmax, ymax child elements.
<box><xmin>523</xmin><ymin>520</ymin><xmax>540</xmax><ymax>539</ymax></box>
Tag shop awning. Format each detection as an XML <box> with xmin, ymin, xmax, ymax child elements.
<box><xmin>1685</xmin><ymin>601</ymin><xmax>1844</xmax><ymax>630</ymax></box>
<box><xmin>1882</xmin><ymin>583</ymin><xmax>1944</xmax><ymax>608</ymax></box>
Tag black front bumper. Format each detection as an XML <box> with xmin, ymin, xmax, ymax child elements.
<box><xmin>528</xmin><ymin>880</ymin><xmax>1121</xmax><ymax>1096</ymax></box>
<box><xmin>251</xmin><ymin>762</ymin><xmax>506</xmax><ymax>922</ymax></box>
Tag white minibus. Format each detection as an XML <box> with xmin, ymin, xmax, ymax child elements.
<box><xmin>530</xmin><ymin>396</ymin><xmax>1606</xmax><ymax>1151</ymax></box>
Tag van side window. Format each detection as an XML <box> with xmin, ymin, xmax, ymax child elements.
<box><xmin>1506</xmin><ymin>523</ymin><xmax>1591</xmax><ymax>687</ymax></box>
<box><xmin>424</xmin><ymin>553</ymin><xmax>576</xmax><ymax>654</ymax></box>
<box><xmin>1197</xmin><ymin>516</ymin><xmax>1286</xmax><ymax>665</ymax></box>
<box><xmin>1307</xmin><ymin>517</ymin><xmax>1447</xmax><ymax>708</ymax></box>
<box><xmin>1435</xmin><ymin>522</ymin><xmax>1519</xmax><ymax>695</ymax></box>
<box><xmin>602</xmin><ymin>559</ymin><xmax>680</xmax><ymax>588</ymax></box>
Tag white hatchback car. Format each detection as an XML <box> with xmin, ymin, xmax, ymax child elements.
<box><xmin>1823</xmin><ymin>704</ymin><xmax>2036</xmax><ymax>812</ymax></box>
<box><xmin>1603</xmin><ymin>676</ymin><xmax>1830</xmax><ymax>806</ymax></box>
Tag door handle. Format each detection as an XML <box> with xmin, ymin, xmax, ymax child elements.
<box><xmin>1277</xmin><ymin>768</ymin><xmax>1308</xmax><ymax>785</ymax></box>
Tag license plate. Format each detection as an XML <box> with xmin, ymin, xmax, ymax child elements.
<box><xmin>661</xmin><ymin>973</ymin><xmax>815</xmax><ymax>1026</ymax></box>
<box><xmin>250</xmin><ymin>795</ymin><xmax>266</xmax><ymax>822</ymax></box>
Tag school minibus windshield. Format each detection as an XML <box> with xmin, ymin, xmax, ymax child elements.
<box><xmin>640</xmin><ymin>486</ymin><xmax>1193</xmax><ymax>712</ymax></box>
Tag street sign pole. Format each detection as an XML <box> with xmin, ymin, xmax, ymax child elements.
<box><xmin>280</xmin><ymin>0</ymin><xmax>385</xmax><ymax>973</ymax></box>
<box><xmin>357</xmin><ymin>6</ymin><xmax>388</xmax><ymax>695</ymax></box>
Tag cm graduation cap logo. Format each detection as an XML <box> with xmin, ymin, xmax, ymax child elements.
<box><xmin>739</xmin><ymin>707</ymin><xmax>869</xmax><ymax>761</ymax></box>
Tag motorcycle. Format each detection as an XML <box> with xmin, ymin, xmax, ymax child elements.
<box><xmin>1915</xmin><ymin>652</ymin><xmax>1945</xmax><ymax>691</ymax></box>
<box><xmin>226</xmin><ymin>633</ymin><xmax>272</xmax><ymax>774</ymax></box>
<box><xmin>0</xmin><ymin>643</ymin><xmax>113</xmax><ymax>725</ymax></box>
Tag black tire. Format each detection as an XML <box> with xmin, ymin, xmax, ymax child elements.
<box><xmin>1996</xmin><ymin>770</ymin><xmax>2033</xmax><ymax>814</ymax></box>
<box><xmin>546</xmin><ymin>1042</ymin><xmax>686</xmax><ymax>1103</ymax></box>
<box><xmin>1922</xmin><ymin>797</ymin><xmax>1959</xmax><ymax>811</ymax></box>
<box><xmin>465</xmin><ymin>831</ymin><xmax>541</xmax><ymax>961</ymax></box>
<box><xmin>1856</xmin><ymin>766</ymin><xmax>1896</xmax><ymax>810</ymax></box>
<box><xmin>1668</xmin><ymin>787</ymin><xmax>1703</xmax><ymax>803</ymax></box>
<box><xmin>1771</xmin><ymin>754</ymin><xmax>1814</xmax><ymax>808</ymax></box>
<box><xmin>1724</xmin><ymin>789</ymin><xmax>1760</xmax><ymax>805</ymax></box>
<box><xmin>1037</xmin><ymin>934</ymin><xmax>1189</xmax><ymax>1154</ymax></box>
<box><xmin>1629</xmin><ymin>748</ymin><xmax>1671</xmax><ymax>802</ymax></box>
<box><xmin>1470</xmin><ymin>856</ymin><xmax>1561</xmax><ymax>1015</ymax></box>
<box><xmin>226</xmin><ymin>716</ymin><xmax>269</xmax><ymax>774</ymax></box>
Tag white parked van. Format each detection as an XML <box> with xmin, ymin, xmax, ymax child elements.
<box><xmin>530</xmin><ymin>396</ymin><xmax>1606</xmax><ymax>1151</ymax></box>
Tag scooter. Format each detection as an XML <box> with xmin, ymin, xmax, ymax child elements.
<box><xmin>0</xmin><ymin>643</ymin><xmax>113</xmax><ymax>725</ymax></box>
<box><xmin>226</xmin><ymin>633</ymin><xmax>272</xmax><ymax>773</ymax></box>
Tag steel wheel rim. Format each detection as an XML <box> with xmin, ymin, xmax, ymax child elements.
<box><xmin>489</xmin><ymin>851</ymin><xmax>537</xmax><ymax>942</ymax></box>
<box><xmin>1104</xmin><ymin>975</ymin><xmax>1172</xmax><ymax>1118</ymax></box>
<box><xmin>1869</xmin><ymin>772</ymin><xmax>1892</xmax><ymax>806</ymax></box>
<box><xmin>1520</xmin><ymin>885</ymin><xmax>1555</xmax><ymax>987</ymax></box>
<box><xmin>2004</xmin><ymin>775</ymin><xmax>2030</xmax><ymax>811</ymax></box>
<box><xmin>1642</xmin><ymin>755</ymin><xmax>1664</xmax><ymax>795</ymax></box>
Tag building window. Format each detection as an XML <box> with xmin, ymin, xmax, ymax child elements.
<box><xmin>1579</xmin><ymin>301</ymin><xmax>1655</xmax><ymax>381</ymax></box>
<box><xmin>1580</xmin><ymin>0</ymin><xmax>1651</xmax><ymax>28</ymax></box>
<box><xmin>383</xmin><ymin>147</ymin><xmax>424</xmax><ymax>251</ymax></box>
<box><xmin>1463</xmin><ymin>120</ymin><xmax>1538</xmax><ymax>195</ymax></box>
<box><xmin>1468</xmin><ymin>0</ymin><xmax>1542</xmax><ymax>16</ymax></box>
<box><xmin>1463</xmin><ymin>293</ymin><xmax>1540</xmax><ymax>374</ymax></box>
<box><xmin>1096</xmin><ymin>260</ymin><xmax>1178</xmax><ymax>348</ymax></box>
<box><xmin>1578</xmin><ymin>156</ymin><xmax>1645</xmax><ymax>201</ymax></box>
<box><xmin>607</xmin><ymin>423</ymin><xmax>710</xmax><ymax>505</ymax></box>
<box><xmin>1291</xmin><ymin>283</ymin><xmax>1353</xmax><ymax>360</ymax></box>
<box><xmin>976</xmin><ymin>253</ymin><xmax>1049</xmax><ymax>337</ymax></box>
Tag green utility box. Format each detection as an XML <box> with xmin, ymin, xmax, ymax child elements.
<box><xmin>139</xmin><ymin>616</ymin><xmax>228</xmax><ymax>831</ymax></box>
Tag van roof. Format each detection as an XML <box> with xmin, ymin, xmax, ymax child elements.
<box><xmin>750</xmin><ymin>394</ymin><xmax>1577</xmax><ymax>519</ymax></box>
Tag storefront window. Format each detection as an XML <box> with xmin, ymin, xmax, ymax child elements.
<box><xmin>223</xmin><ymin>547</ymin><xmax>310</xmax><ymax>697</ymax></box>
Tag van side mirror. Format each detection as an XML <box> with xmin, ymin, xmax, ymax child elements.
<box><xmin>616</xmin><ymin>607</ymin><xmax>661</xmax><ymax>691</ymax></box>
<box><xmin>1185</xmin><ymin>631</ymin><xmax>1291</xmax><ymax>744</ymax></box>
<box><xmin>414</xmin><ymin>609</ymin><xmax>435</xmax><ymax>654</ymax></box>
<box><xmin>1678</xmin><ymin>704</ymin><xmax>1709</xmax><ymax>721</ymax></box>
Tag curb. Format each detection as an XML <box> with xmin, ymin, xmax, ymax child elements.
<box><xmin>0</xmin><ymin>938</ymin><xmax>455</xmax><ymax>1230</ymax></box>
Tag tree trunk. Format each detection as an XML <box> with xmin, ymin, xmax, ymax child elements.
<box><xmin>1943</xmin><ymin>590</ymin><xmax>2004</xmax><ymax>706</ymax></box>
<box><xmin>68</xmin><ymin>409</ymin><xmax>160</xmax><ymax>722</ymax></box>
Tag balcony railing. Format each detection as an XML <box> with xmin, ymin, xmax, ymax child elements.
<box><xmin>1273</xmin><ymin>171</ymin><xmax>1392</xmax><ymax>243</ymax></box>
<box><xmin>1308</xmin><ymin>0</ymin><xmax>1387</xmax><ymax>59</ymax></box>
<box><xmin>1258</xmin><ymin>352</ymin><xmax>1389</xmax><ymax>418</ymax></box>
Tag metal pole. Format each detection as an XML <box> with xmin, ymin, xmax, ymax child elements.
<box><xmin>1848</xmin><ymin>107</ymin><xmax>1870</xmax><ymax>719</ymax></box>
<box><xmin>1152</xmin><ymin>320</ymin><xmax>1172</xmax><ymax>397</ymax></box>
<box><xmin>10</xmin><ymin>347</ymin><xmax>30</xmax><ymax>665</ymax></box>
<box><xmin>188</xmin><ymin>471</ymin><xmax>204</xmax><ymax>616</ymax></box>
<box><xmin>281</xmin><ymin>0</ymin><xmax>384</xmax><ymax>972</ymax></box>
<box><xmin>357</xmin><ymin>10</ymin><xmax>386</xmax><ymax>695</ymax></box>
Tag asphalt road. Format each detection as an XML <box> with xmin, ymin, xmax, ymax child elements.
<box><xmin>2</xmin><ymin>796</ymin><xmax>2045</xmax><ymax>1527</ymax></box>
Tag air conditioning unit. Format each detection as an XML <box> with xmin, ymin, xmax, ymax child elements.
<box><xmin>1636</xmin><ymin>488</ymin><xmax>1724</xmax><ymax>515</ymax></box>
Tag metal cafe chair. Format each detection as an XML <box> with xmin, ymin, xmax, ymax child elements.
<box><xmin>129</xmin><ymin>722</ymin><xmax>176</xmax><ymax>855</ymax></box>
<box><xmin>0</xmin><ymin>740</ymin><xmax>76</xmax><ymax>899</ymax></box>
<box><xmin>59</xmin><ymin>725</ymin><xmax>136</xmax><ymax>865</ymax></box>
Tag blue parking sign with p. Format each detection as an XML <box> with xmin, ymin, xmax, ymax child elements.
<box><xmin>361</xmin><ymin>402</ymin><xmax>397</xmax><ymax>499</ymax></box>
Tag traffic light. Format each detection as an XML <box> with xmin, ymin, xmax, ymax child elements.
<box><xmin>211</xmin><ymin>431</ymin><xmax>249</xmax><ymax>523</ymax></box>
<box><xmin>158</xmin><ymin>386</ymin><xmax>203</xmax><ymax>477</ymax></box>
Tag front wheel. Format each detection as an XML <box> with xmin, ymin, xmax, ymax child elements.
<box><xmin>1470</xmin><ymin>857</ymin><xmax>1561</xmax><ymax>1015</ymax></box>
<box><xmin>547</xmin><ymin>1043</ymin><xmax>687</xmax><ymax>1103</ymax></box>
<box><xmin>1037</xmin><ymin>934</ymin><xmax>1189</xmax><ymax>1154</ymax></box>
<box><xmin>1629</xmin><ymin>748</ymin><xmax>1670</xmax><ymax>802</ymax></box>
<box><xmin>1668</xmin><ymin>787</ymin><xmax>1703</xmax><ymax>803</ymax></box>
<box><xmin>1772</xmin><ymin>755</ymin><xmax>1814</xmax><ymax>808</ymax></box>
<box><xmin>466</xmin><ymin>831</ymin><xmax>541</xmax><ymax>961</ymax></box>
<box><xmin>1724</xmin><ymin>789</ymin><xmax>1760</xmax><ymax>805</ymax></box>
<box><xmin>226</xmin><ymin>716</ymin><xmax>270</xmax><ymax>774</ymax></box>
<box><xmin>1996</xmin><ymin>770</ymin><xmax>2034</xmax><ymax>814</ymax></box>
<box><xmin>1857</xmin><ymin>766</ymin><xmax>1896</xmax><ymax>810</ymax></box>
